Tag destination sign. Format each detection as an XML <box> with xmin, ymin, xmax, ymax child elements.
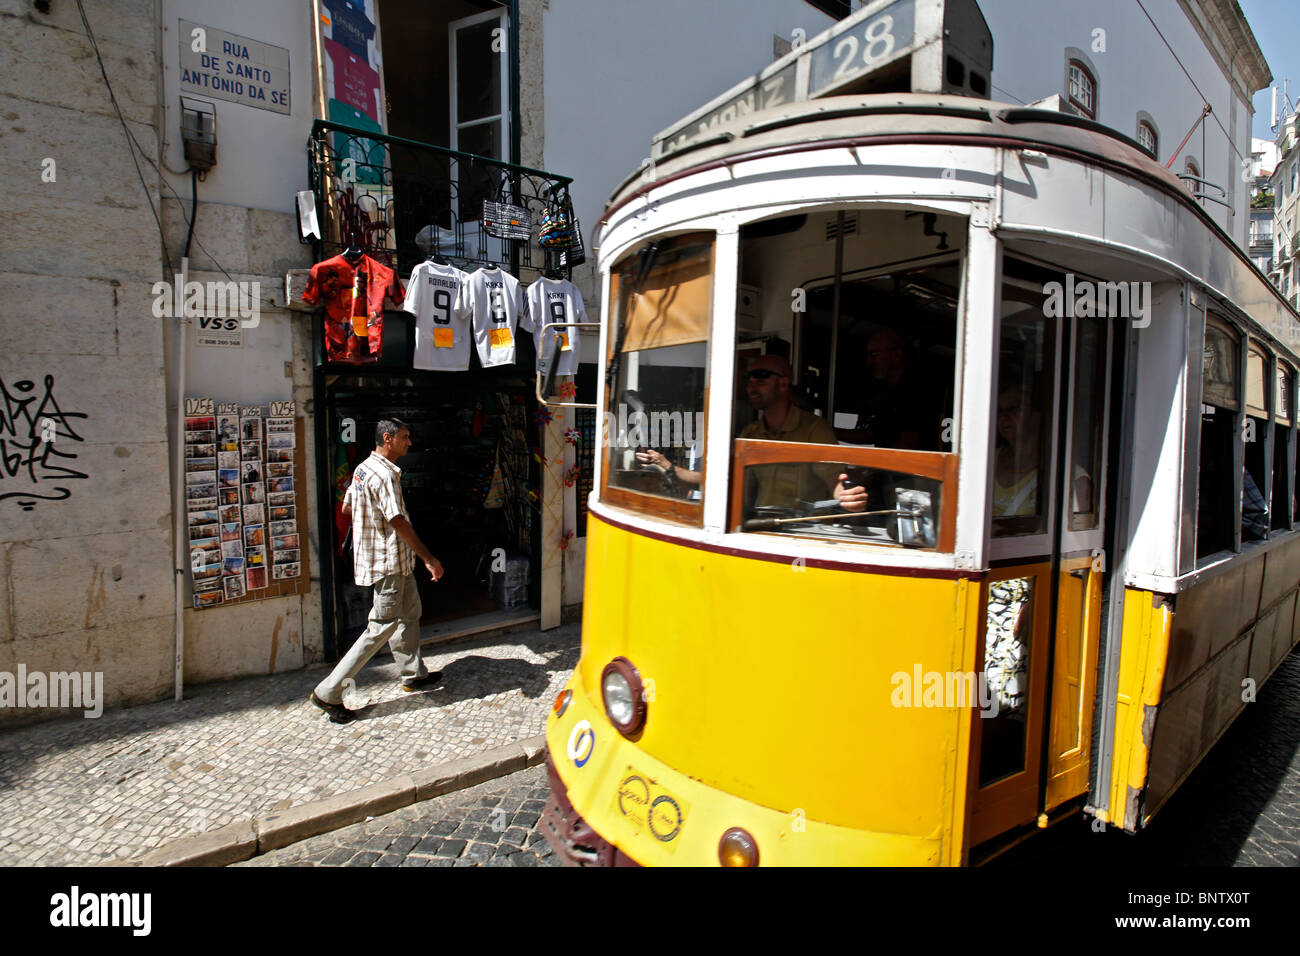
<box><xmin>652</xmin><ymin>0</ymin><xmax>923</xmax><ymax>159</ymax></box>
<box><xmin>808</xmin><ymin>0</ymin><xmax>915</xmax><ymax>98</ymax></box>
<box><xmin>654</xmin><ymin>63</ymin><xmax>796</xmax><ymax>160</ymax></box>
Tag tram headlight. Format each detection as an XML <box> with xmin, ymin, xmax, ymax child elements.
<box><xmin>718</xmin><ymin>828</ymin><xmax>760</xmax><ymax>867</ymax></box>
<box><xmin>601</xmin><ymin>657</ymin><xmax>646</xmax><ymax>736</ymax></box>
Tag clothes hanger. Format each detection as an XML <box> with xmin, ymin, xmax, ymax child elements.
<box><xmin>342</xmin><ymin>240</ymin><xmax>363</xmax><ymax>264</ymax></box>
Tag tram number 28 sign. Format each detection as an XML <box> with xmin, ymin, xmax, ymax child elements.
<box><xmin>653</xmin><ymin>0</ymin><xmax>919</xmax><ymax>159</ymax></box>
<box><xmin>809</xmin><ymin>0</ymin><xmax>916</xmax><ymax>98</ymax></box>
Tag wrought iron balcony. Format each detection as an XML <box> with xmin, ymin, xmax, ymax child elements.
<box><xmin>306</xmin><ymin>120</ymin><xmax>577</xmax><ymax>277</ymax></box>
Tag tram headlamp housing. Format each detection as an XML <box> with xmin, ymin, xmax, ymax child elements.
<box><xmin>718</xmin><ymin>828</ymin><xmax>760</xmax><ymax>867</ymax></box>
<box><xmin>601</xmin><ymin>657</ymin><xmax>646</xmax><ymax>736</ymax></box>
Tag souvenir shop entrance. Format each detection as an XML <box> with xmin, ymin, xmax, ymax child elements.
<box><xmin>318</xmin><ymin>354</ymin><xmax>543</xmax><ymax>656</ymax></box>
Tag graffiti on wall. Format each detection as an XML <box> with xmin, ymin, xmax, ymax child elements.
<box><xmin>0</xmin><ymin>374</ymin><xmax>88</xmax><ymax>508</ymax></box>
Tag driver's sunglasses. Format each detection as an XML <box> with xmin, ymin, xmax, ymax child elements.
<box><xmin>747</xmin><ymin>369</ymin><xmax>782</xmax><ymax>381</ymax></box>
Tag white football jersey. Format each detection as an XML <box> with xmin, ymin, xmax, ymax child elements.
<box><xmin>464</xmin><ymin>266</ymin><xmax>526</xmax><ymax>368</ymax></box>
<box><xmin>403</xmin><ymin>261</ymin><xmax>471</xmax><ymax>371</ymax></box>
<box><xmin>523</xmin><ymin>278</ymin><xmax>586</xmax><ymax>377</ymax></box>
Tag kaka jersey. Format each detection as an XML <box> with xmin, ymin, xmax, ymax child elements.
<box><xmin>523</xmin><ymin>277</ymin><xmax>586</xmax><ymax>377</ymax></box>
<box><xmin>302</xmin><ymin>253</ymin><xmax>404</xmax><ymax>365</ymax></box>
<box><xmin>464</xmin><ymin>266</ymin><xmax>526</xmax><ymax>368</ymax></box>
<box><xmin>403</xmin><ymin>261</ymin><xmax>471</xmax><ymax>371</ymax></box>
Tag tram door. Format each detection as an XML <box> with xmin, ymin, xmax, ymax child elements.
<box><xmin>969</xmin><ymin>261</ymin><xmax>1113</xmax><ymax>847</ymax></box>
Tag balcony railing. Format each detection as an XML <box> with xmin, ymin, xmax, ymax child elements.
<box><xmin>306</xmin><ymin>120</ymin><xmax>576</xmax><ymax>276</ymax></box>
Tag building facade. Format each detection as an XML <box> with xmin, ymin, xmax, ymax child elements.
<box><xmin>1271</xmin><ymin>110</ymin><xmax>1300</xmax><ymax>307</ymax></box>
<box><xmin>0</xmin><ymin>0</ymin><xmax>845</xmax><ymax>723</ymax></box>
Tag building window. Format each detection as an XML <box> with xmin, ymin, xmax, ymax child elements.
<box><xmin>1136</xmin><ymin>120</ymin><xmax>1158</xmax><ymax>158</ymax></box>
<box><xmin>1292</xmin><ymin>160</ymin><xmax>1298</xmax><ymax>194</ymax></box>
<box><xmin>1067</xmin><ymin>60</ymin><xmax>1096</xmax><ymax>118</ymax></box>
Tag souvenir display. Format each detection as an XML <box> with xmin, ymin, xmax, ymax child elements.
<box><xmin>185</xmin><ymin>399</ymin><xmax>301</xmax><ymax>605</ymax></box>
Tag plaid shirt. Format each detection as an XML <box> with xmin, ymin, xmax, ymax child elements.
<box><xmin>346</xmin><ymin>451</ymin><xmax>415</xmax><ymax>586</ymax></box>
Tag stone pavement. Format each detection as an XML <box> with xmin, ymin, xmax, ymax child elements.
<box><xmin>0</xmin><ymin>624</ymin><xmax>579</xmax><ymax>866</ymax></box>
<box><xmin>237</xmin><ymin>763</ymin><xmax>559</xmax><ymax>867</ymax></box>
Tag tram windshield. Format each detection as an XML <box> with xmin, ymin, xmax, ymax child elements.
<box><xmin>730</xmin><ymin>208</ymin><xmax>962</xmax><ymax>548</ymax></box>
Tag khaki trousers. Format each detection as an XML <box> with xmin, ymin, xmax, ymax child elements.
<box><xmin>314</xmin><ymin>571</ymin><xmax>427</xmax><ymax>705</ymax></box>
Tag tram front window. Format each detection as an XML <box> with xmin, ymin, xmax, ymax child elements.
<box><xmin>603</xmin><ymin>233</ymin><xmax>713</xmax><ymax>518</ymax></box>
<box><xmin>726</xmin><ymin>208</ymin><xmax>962</xmax><ymax>548</ymax></box>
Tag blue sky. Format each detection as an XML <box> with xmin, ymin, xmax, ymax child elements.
<box><xmin>1239</xmin><ymin>0</ymin><xmax>1300</xmax><ymax>141</ymax></box>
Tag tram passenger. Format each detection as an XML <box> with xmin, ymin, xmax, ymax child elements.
<box><xmin>992</xmin><ymin>384</ymin><xmax>1094</xmax><ymax>519</ymax></box>
<box><xmin>1242</xmin><ymin>469</ymin><xmax>1268</xmax><ymax>540</ymax></box>
<box><xmin>845</xmin><ymin>328</ymin><xmax>944</xmax><ymax>451</ymax></box>
<box><xmin>636</xmin><ymin>354</ymin><xmax>867</xmax><ymax>510</ymax></box>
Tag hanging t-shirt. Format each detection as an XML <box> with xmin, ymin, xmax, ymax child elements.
<box><xmin>302</xmin><ymin>253</ymin><xmax>404</xmax><ymax>364</ymax></box>
<box><xmin>404</xmin><ymin>261</ymin><xmax>471</xmax><ymax>371</ymax></box>
<box><xmin>464</xmin><ymin>266</ymin><xmax>526</xmax><ymax>368</ymax></box>
<box><xmin>324</xmin><ymin>37</ymin><xmax>381</xmax><ymax>121</ymax></box>
<box><xmin>523</xmin><ymin>277</ymin><xmax>586</xmax><ymax>377</ymax></box>
<box><xmin>322</xmin><ymin>0</ymin><xmax>375</xmax><ymax>58</ymax></box>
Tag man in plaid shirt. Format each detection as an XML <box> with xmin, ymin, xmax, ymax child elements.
<box><xmin>310</xmin><ymin>418</ymin><xmax>445</xmax><ymax>723</ymax></box>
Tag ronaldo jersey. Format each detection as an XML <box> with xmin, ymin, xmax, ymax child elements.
<box><xmin>464</xmin><ymin>266</ymin><xmax>526</xmax><ymax>368</ymax></box>
<box><xmin>404</xmin><ymin>261</ymin><xmax>471</xmax><ymax>371</ymax></box>
<box><xmin>523</xmin><ymin>277</ymin><xmax>586</xmax><ymax>377</ymax></box>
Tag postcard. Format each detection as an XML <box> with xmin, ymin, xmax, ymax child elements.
<box><xmin>242</xmin><ymin>482</ymin><xmax>265</xmax><ymax>504</ymax></box>
<box><xmin>271</xmin><ymin>534</ymin><xmax>299</xmax><ymax>551</ymax></box>
<box><xmin>272</xmin><ymin>562</ymin><xmax>300</xmax><ymax>581</ymax></box>
<box><xmin>246</xmin><ymin>567</ymin><xmax>267</xmax><ymax>590</ymax></box>
<box><xmin>222</xmin><ymin>575</ymin><xmax>246</xmax><ymax>600</ymax></box>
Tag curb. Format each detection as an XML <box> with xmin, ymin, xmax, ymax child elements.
<box><xmin>132</xmin><ymin>735</ymin><xmax>548</xmax><ymax>867</ymax></box>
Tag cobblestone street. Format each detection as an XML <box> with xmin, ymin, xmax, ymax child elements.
<box><xmin>0</xmin><ymin>626</ymin><xmax>578</xmax><ymax>866</ymax></box>
<box><xmin>238</xmin><ymin>764</ymin><xmax>559</xmax><ymax>867</ymax></box>
<box><xmin>996</xmin><ymin>648</ymin><xmax>1300</xmax><ymax>867</ymax></box>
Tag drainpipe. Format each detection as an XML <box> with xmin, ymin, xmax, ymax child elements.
<box><xmin>172</xmin><ymin>257</ymin><xmax>188</xmax><ymax>702</ymax></box>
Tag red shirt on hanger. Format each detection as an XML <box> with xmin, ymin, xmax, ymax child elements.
<box><xmin>303</xmin><ymin>253</ymin><xmax>405</xmax><ymax>363</ymax></box>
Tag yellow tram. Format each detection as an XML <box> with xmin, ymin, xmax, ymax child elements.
<box><xmin>540</xmin><ymin>4</ymin><xmax>1300</xmax><ymax>866</ymax></box>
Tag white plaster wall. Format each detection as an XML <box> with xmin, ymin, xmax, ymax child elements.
<box><xmin>542</xmin><ymin>0</ymin><xmax>839</xmax><ymax>348</ymax></box>
<box><xmin>159</xmin><ymin>0</ymin><xmax>317</xmax><ymax>214</ymax></box>
<box><xmin>981</xmin><ymin>0</ymin><xmax>1256</xmax><ymax>249</ymax></box>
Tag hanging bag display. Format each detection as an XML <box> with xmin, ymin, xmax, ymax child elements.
<box><xmin>482</xmin><ymin>177</ymin><xmax>532</xmax><ymax>241</ymax></box>
<box><xmin>538</xmin><ymin>188</ymin><xmax>577</xmax><ymax>248</ymax></box>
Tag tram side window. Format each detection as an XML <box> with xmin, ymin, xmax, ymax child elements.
<box><xmin>992</xmin><ymin>267</ymin><xmax>1058</xmax><ymax>539</ymax></box>
<box><xmin>1243</xmin><ymin>346</ymin><xmax>1270</xmax><ymax>542</ymax></box>
<box><xmin>1197</xmin><ymin>318</ymin><xmax>1240</xmax><ymax>558</ymax></box>
<box><xmin>603</xmin><ymin>233</ymin><xmax>713</xmax><ymax>518</ymax></box>
<box><xmin>1273</xmin><ymin>363</ymin><xmax>1293</xmax><ymax>532</ymax></box>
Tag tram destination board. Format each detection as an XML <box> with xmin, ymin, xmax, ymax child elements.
<box><xmin>650</xmin><ymin>0</ymin><xmax>989</xmax><ymax>161</ymax></box>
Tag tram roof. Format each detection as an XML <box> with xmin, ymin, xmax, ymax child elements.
<box><xmin>603</xmin><ymin>91</ymin><xmax>1300</xmax><ymax>361</ymax></box>
<box><xmin>608</xmin><ymin>92</ymin><xmax>1186</xmax><ymax>212</ymax></box>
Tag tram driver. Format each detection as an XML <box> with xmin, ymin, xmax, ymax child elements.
<box><xmin>636</xmin><ymin>354</ymin><xmax>868</xmax><ymax>510</ymax></box>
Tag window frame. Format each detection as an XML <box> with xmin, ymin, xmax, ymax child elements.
<box><xmin>599</xmin><ymin>231</ymin><xmax>716</xmax><ymax>526</ymax></box>
<box><xmin>1136</xmin><ymin>119</ymin><xmax>1158</xmax><ymax>159</ymax></box>
<box><xmin>1066</xmin><ymin>60</ymin><xmax>1097</xmax><ymax>119</ymax></box>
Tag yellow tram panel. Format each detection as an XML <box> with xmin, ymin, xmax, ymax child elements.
<box><xmin>567</xmin><ymin>512</ymin><xmax>984</xmax><ymax>858</ymax></box>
